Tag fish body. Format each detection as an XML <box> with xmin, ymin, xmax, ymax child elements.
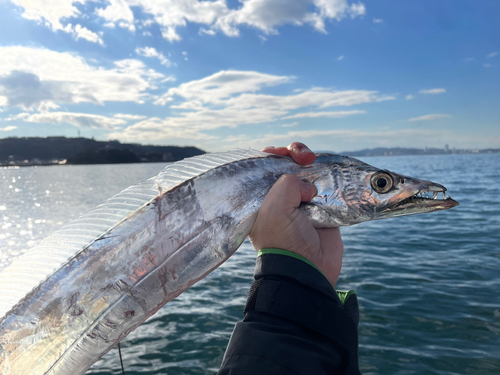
<box><xmin>0</xmin><ymin>150</ymin><xmax>458</xmax><ymax>374</ymax></box>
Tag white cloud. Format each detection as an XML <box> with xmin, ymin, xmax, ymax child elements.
<box><xmin>12</xmin><ymin>111</ymin><xmax>126</xmax><ymax>129</ymax></box>
<box><xmin>408</xmin><ymin>114</ymin><xmax>451</xmax><ymax>122</ymax></box>
<box><xmin>159</xmin><ymin>70</ymin><xmax>394</xmax><ymax>111</ymax></box>
<box><xmin>135</xmin><ymin>46</ymin><xmax>160</xmax><ymax>58</ymax></box>
<box><xmin>68</xmin><ymin>23</ymin><xmax>105</xmax><ymax>45</ymax></box>
<box><xmin>348</xmin><ymin>3</ymin><xmax>366</xmax><ymax>18</ymax></box>
<box><xmin>96</xmin><ymin>0</ymin><xmax>135</xmax><ymax>32</ymax></box>
<box><xmin>0</xmin><ymin>46</ymin><xmax>163</xmax><ymax>110</ymax></box>
<box><xmin>129</xmin><ymin>0</ymin><xmax>230</xmax><ymax>41</ymax></box>
<box><xmin>405</xmin><ymin>94</ymin><xmax>414</xmax><ymax>100</ymax></box>
<box><xmin>463</xmin><ymin>57</ymin><xmax>474</xmax><ymax>62</ymax></box>
<box><xmin>199</xmin><ymin>28</ymin><xmax>216</xmax><ymax>36</ymax></box>
<box><xmin>283</xmin><ymin>110</ymin><xmax>365</xmax><ymax>119</ymax></box>
<box><xmin>156</xmin><ymin>70</ymin><xmax>291</xmax><ymax>106</ymax></box>
<box><xmin>161</xmin><ymin>26</ymin><xmax>182</xmax><ymax>42</ymax></box>
<box><xmin>373</xmin><ymin>18</ymin><xmax>383</xmax><ymax>23</ymax></box>
<box><xmin>282</xmin><ymin>122</ymin><xmax>298</xmax><ymax>127</ymax></box>
<box><xmin>13</xmin><ymin>0</ymin><xmax>367</xmax><ymax>42</ymax></box>
<box><xmin>136</xmin><ymin>46</ymin><xmax>172</xmax><ymax>67</ymax></box>
<box><xmin>483</xmin><ymin>63</ymin><xmax>495</xmax><ymax>68</ymax></box>
<box><xmin>162</xmin><ymin>75</ymin><xmax>177</xmax><ymax>83</ymax></box>
<box><xmin>113</xmin><ymin>113</ymin><xmax>148</xmax><ymax>120</ymax></box>
<box><xmin>12</xmin><ymin>0</ymin><xmax>104</xmax><ymax>44</ymax></box>
<box><xmin>419</xmin><ymin>88</ymin><xmax>446</xmax><ymax>95</ymax></box>
<box><xmin>109</xmin><ymin>69</ymin><xmax>393</xmax><ymax>143</ymax></box>
<box><xmin>216</xmin><ymin>0</ymin><xmax>366</xmax><ymax>37</ymax></box>
<box><xmin>12</xmin><ymin>0</ymin><xmax>85</xmax><ymax>30</ymax></box>
<box><xmin>337</xmin><ymin>55</ymin><xmax>344</xmax><ymax>61</ymax></box>
<box><xmin>0</xmin><ymin>71</ymin><xmax>54</xmax><ymax>111</ymax></box>
<box><xmin>0</xmin><ymin>126</ymin><xmax>17</xmax><ymax>131</ymax></box>
<box><xmin>486</xmin><ymin>52</ymin><xmax>498</xmax><ymax>59</ymax></box>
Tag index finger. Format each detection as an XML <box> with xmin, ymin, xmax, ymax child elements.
<box><xmin>262</xmin><ymin>142</ymin><xmax>316</xmax><ymax>165</ymax></box>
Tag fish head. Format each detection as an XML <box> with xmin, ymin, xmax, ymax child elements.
<box><xmin>366</xmin><ymin>169</ymin><xmax>459</xmax><ymax>220</ymax></box>
<box><xmin>301</xmin><ymin>154</ymin><xmax>459</xmax><ymax>227</ymax></box>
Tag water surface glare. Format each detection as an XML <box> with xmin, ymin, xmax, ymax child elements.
<box><xmin>1</xmin><ymin>154</ymin><xmax>499</xmax><ymax>374</ymax></box>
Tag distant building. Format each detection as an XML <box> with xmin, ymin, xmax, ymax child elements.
<box><xmin>445</xmin><ymin>144</ymin><xmax>449</xmax><ymax>152</ymax></box>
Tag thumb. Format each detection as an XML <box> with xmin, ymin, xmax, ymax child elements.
<box><xmin>299</xmin><ymin>178</ymin><xmax>317</xmax><ymax>202</ymax></box>
<box><xmin>263</xmin><ymin>175</ymin><xmax>317</xmax><ymax>214</ymax></box>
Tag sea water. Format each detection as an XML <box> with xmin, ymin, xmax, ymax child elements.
<box><xmin>1</xmin><ymin>154</ymin><xmax>499</xmax><ymax>374</ymax></box>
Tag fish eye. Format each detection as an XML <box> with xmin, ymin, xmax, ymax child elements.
<box><xmin>370</xmin><ymin>172</ymin><xmax>393</xmax><ymax>194</ymax></box>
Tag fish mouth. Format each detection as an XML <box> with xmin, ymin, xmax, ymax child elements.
<box><xmin>383</xmin><ymin>184</ymin><xmax>459</xmax><ymax>215</ymax></box>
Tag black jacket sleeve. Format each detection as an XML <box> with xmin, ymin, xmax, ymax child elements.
<box><xmin>218</xmin><ymin>253</ymin><xmax>361</xmax><ymax>375</ymax></box>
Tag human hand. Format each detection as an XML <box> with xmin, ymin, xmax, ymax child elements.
<box><xmin>249</xmin><ymin>142</ymin><xmax>344</xmax><ymax>286</ymax></box>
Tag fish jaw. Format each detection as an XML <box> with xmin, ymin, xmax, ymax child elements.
<box><xmin>301</xmin><ymin>157</ymin><xmax>460</xmax><ymax>226</ymax></box>
<box><xmin>375</xmin><ymin>175</ymin><xmax>459</xmax><ymax>219</ymax></box>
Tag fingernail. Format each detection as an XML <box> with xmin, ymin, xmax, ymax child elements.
<box><xmin>306</xmin><ymin>182</ymin><xmax>317</xmax><ymax>199</ymax></box>
<box><xmin>297</xmin><ymin>143</ymin><xmax>311</xmax><ymax>153</ymax></box>
<box><xmin>312</xmin><ymin>184</ymin><xmax>318</xmax><ymax>197</ymax></box>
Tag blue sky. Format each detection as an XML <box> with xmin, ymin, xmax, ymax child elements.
<box><xmin>0</xmin><ymin>0</ymin><xmax>498</xmax><ymax>152</ymax></box>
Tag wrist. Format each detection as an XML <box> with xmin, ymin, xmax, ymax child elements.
<box><xmin>258</xmin><ymin>248</ymin><xmax>326</xmax><ymax>279</ymax></box>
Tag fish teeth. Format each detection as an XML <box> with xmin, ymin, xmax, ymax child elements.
<box><xmin>432</xmin><ymin>192</ymin><xmax>438</xmax><ymax>200</ymax></box>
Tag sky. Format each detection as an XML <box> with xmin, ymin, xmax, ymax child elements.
<box><xmin>0</xmin><ymin>0</ymin><xmax>498</xmax><ymax>152</ymax></box>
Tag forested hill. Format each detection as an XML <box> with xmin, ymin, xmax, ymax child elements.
<box><xmin>0</xmin><ymin>137</ymin><xmax>205</xmax><ymax>166</ymax></box>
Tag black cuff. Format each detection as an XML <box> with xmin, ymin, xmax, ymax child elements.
<box><xmin>245</xmin><ymin>253</ymin><xmax>359</xmax><ymax>357</ymax></box>
<box><xmin>219</xmin><ymin>253</ymin><xmax>361</xmax><ymax>375</ymax></box>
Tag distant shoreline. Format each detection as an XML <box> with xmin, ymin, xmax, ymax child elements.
<box><xmin>0</xmin><ymin>136</ymin><xmax>205</xmax><ymax>167</ymax></box>
<box><xmin>3</xmin><ymin>149</ymin><xmax>498</xmax><ymax>167</ymax></box>
<box><xmin>1</xmin><ymin>160</ymin><xmax>177</xmax><ymax>168</ymax></box>
<box><xmin>341</xmin><ymin>147</ymin><xmax>500</xmax><ymax>158</ymax></box>
<box><xmin>1</xmin><ymin>136</ymin><xmax>499</xmax><ymax>167</ymax></box>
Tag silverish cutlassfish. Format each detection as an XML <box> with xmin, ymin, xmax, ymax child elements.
<box><xmin>0</xmin><ymin>150</ymin><xmax>458</xmax><ymax>374</ymax></box>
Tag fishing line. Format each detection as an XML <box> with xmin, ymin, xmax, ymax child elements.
<box><xmin>117</xmin><ymin>342</ymin><xmax>125</xmax><ymax>375</ymax></box>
